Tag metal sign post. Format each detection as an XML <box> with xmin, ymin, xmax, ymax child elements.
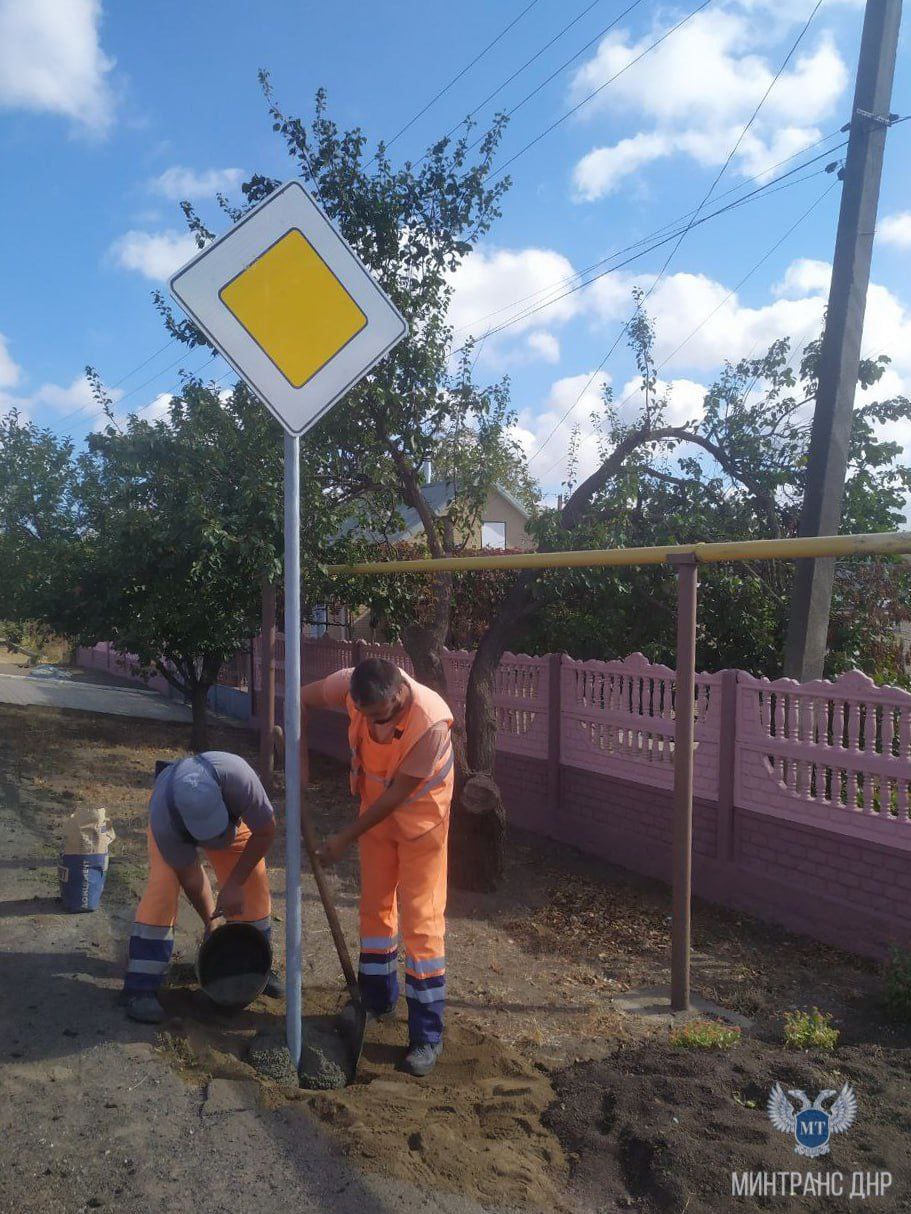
<box><xmin>283</xmin><ymin>433</ymin><xmax>302</xmax><ymax>1062</ymax></box>
<box><xmin>169</xmin><ymin>181</ymin><xmax>407</xmax><ymax>1066</ymax></box>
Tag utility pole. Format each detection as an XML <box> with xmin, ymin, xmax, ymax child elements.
<box><xmin>784</xmin><ymin>0</ymin><xmax>902</xmax><ymax>682</ymax></box>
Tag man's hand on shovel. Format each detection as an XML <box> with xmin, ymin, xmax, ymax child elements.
<box><xmin>315</xmin><ymin>832</ymin><xmax>351</xmax><ymax>867</ymax></box>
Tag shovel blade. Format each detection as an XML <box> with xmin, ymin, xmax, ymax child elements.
<box><xmin>336</xmin><ymin>998</ymin><xmax>367</xmax><ymax>1080</ymax></box>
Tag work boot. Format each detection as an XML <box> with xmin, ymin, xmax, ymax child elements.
<box><xmin>366</xmin><ymin>1002</ymin><xmax>396</xmax><ymax>1023</ymax></box>
<box><xmin>262</xmin><ymin>969</ymin><xmax>284</xmax><ymax>999</ymax></box>
<box><xmin>122</xmin><ymin>993</ymin><xmax>165</xmax><ymax>1024</ymax></box>
<box><xmin>401</xmin><ymin>1040</ymin><xmax>443</xmax><ymax>1077</ymax></box>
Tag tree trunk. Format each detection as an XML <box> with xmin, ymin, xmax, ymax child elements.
<box><xmin>398</xmin><ymin>570</ymin><xmax>507</xmax><ymax>892</ymax></box>
<box><xmin>189</xmin><ymin>681</ymin><xmax>211</xmax><ymax>752</ymax></box>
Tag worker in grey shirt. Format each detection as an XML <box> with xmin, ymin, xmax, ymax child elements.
<box><xmin>121</xmin><ymin>751</ymin><xmax>278</xmax><ymax>1024</ymax></box>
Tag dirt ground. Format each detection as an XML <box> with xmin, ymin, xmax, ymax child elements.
<box><xmin>2</xmin><ymin>702</ymin><xmax>910</xmax><ymax>1213</ymax></box>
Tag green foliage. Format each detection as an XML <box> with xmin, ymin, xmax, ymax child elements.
<box><xmin>0</xmin><ymin>410</ymin><xmax>79</xmax><ymax>625</ymax></box>
<box><xmin>150</xmin><ymin>84</ymin><xmax>530</xmax><ymax>677</ymax></box>
<box><xmin>54</xmin><ymin>380</ymin><xmax>341</xmax><ymax>746</ymax></box>
<box><xmin>510</xmin><ymin>323</ymin><xmax>911</xmax><ymax>683</ymax></box>
<box><xmin>783</xmin><ymin>1008</ymin><xmax>840</xmax><ymax>1051</ymax></box>
<box><xmin>669</xmin><ymin>1019</ymin><xmax>742</xmax><ymax>1049</ymax></box>
<box><xmin>882</xmin><ymin>948</ymin><xmax>911</xmax><ymax>1022</ymax></box>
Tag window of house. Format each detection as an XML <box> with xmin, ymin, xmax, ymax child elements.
<box><xmin>481</xmin><ymin>521</ymin><xmax>506</xmax><ymax>549</ymax></box>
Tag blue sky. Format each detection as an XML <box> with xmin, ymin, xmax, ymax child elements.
<box><xmin>1</xmin><ymin>0</ymin><xmax>909</xmax><ymax>502</ymax></box>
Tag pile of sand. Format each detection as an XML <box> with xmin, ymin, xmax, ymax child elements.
<box><xmin>157</xmin><ymin>982</ymin><xmax>567</xmax><ymax>1210</ymax></box>
<box><xmin>295</xmin><ymin>1009</ymin><xmax>568</xmax><ymax>1211</ymax></box>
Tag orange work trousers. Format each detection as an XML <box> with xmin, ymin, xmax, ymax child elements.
<box><xmin>357</xmin><ymin>813</ymin><xmax>448</xmax><ymax>1043</ymax></box>
<box><xmin>123</xmin><ymin>823</ymin><xmax>271</xmax><ymax>995</ymax></box>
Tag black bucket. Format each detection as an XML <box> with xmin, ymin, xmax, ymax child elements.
<box><xmin>196</xmin><ymin>922</ymin><xmax>272</xmax><ymax>1009</ymax></box>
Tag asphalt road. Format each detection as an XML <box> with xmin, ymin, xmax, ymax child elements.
<box><xmin>0</xmin><ymin>663</ymin><xmax>193</xmax><ymax>723</ymax></box>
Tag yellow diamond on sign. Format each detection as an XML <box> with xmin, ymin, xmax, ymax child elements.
<box><xmin>219</xmin><ymin>228</ymin><xmax>368</xmax><ymax>389</ymax></box>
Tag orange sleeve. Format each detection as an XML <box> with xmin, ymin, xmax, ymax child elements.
<box><xmin>319</xmin><ymin>667</ymin><xmax>353</xmax><ymax>709</ymax></box>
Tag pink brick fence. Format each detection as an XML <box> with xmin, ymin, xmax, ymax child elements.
<box><xmin>269</xmin><ymin>638</ymin><xmax>911</xmax><ymax>960</ymax></box>
<box><xmin>77</xmin><ymin>636</ymin><xmax>911</xmax><ymax>959</ymax></box>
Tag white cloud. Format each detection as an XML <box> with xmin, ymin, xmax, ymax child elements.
<box><xmin>30</xmin><ymin>375</ymin><xmax>96</xmax><ymax>412</ymax></box>
<box><xmin>110</xmin><ymin>229</ymin><xmax>198</xmax><ymax>281</ymax></box>
<box><xmin>613</xmin><ymin>374</ymin><xmax>708</xmax><ymax>427</ymax></box>
<box><xmin>0</xmin><ymin>0</ymin><xmax>115</xmax><ymax>133</ymax></box>
<box><xmin>569</xmin><ymin>12</ymin><xmax>847</xmax><ymax>201</ymax></box>
<box><xmin>574</xmin><ymin>133</ymin><xmax>671</xmax><ymax>200</ymax></box>
<box><xmin>878</xmin><ymin>212</ymin><xmax>911</xmax><ymax>251</ymax></box>
<box><xmin>449</xmin><ymin>245</ymin><xmax>584</xmax><ymax>368</ymax></box>
<box><xmin>513</xmin><ymin>371</ymin><xmax>612</xmax><ymax>488</ymax></box>
<box><xmin>0</xmin><ymin>371</ymin><xmax>123</xmax><ymax>429</ymax></box>
<box><xmin>526</xmin><ymin>332</ymin><xmax>561</xmax><ymax>363</ymax></box>
<box><xmin>0</xmin><ymin>332</ymin><xmax>22</xmax><ymax>389</ymax></box>
<box><xmin>151</xmin><ymin>166</ymin><xmax>245</xmax><ymax>201</ymax></box>
<box><xmin>585</xmin><ymin>266</ymin><xmax>827</xmax><ymax>371</ymax></box>
<box><xmin>772</xmin><ymin>257</ymin><xmax>831</xmax><ymax>298</ymax></box>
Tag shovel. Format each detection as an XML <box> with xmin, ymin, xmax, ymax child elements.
<box><xmin>298</xmin><ymin>798</ymin><xmax>367</xmax><ymax>1080</ymax></box>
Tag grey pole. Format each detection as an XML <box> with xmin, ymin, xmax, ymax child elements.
<box><xmin>283</xmin><ymin>433</ymin><xmax>302</xmax><ymax>1066</ymax></box>
<box><xmin>784</xmin><ymin>0</ymin><xmax>903</xmax><ymax>681</ymax></box>
<box><xmin>668</xmin><ymin>552</ymin><xmax>698</xmax><ymax>1013</ymax></box>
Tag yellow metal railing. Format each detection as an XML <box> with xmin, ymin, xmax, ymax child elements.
<box><xmin>326</xmin><ymin>530</ymin><xmax>911</xmax><ymax>576</ymax></box>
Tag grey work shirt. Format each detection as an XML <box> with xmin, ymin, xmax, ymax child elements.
<box><xmin>149</xmin><ymin>751</ymin><xmax>275</xmax><ymax>869</ymax></box>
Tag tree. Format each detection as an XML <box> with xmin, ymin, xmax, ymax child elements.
<box><xmin>463</xmin><ymin>311</ymin><xmax>911</xmax><ymax>806</ymax></box>
<box><xmin>0</xmin><ymin>409</ymin><xmax>79</xmax><ymax>636</ymax></box>
<box><xmin>63</xmin><ymin>379</ymin><xmax>339</xmax><ymax>750</ymax></box>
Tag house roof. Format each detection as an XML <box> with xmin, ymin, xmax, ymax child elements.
<box><xmin>337</xmin><ymin>481</ymin><xmax>530</xmax><ymax>544</ymax></box>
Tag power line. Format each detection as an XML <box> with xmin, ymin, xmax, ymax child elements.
<box><xmin>51</xmin><ymin>338</ymin><xmax>182</xmax><ymax>429</ymax></box>
<box><xmin>453</xmin><ymin>156</ymin><xmax>836</xmax><ymax>362</ymax></box>
<box><xmin>648</xmin><ymin>0</ymin><xmax>825</xmax><ymax>291</ymax></box>
<box><xmin>450</xmin><ymin>131</ymin><xmax>846</xmax><ymax>339</ymax></box>
<box><xmin>427</xmin><ymin>0</ymin><xmax>608</xmax><ymax>156</ymax></box>
<box><xmin>488</xmin><ymin>0</ymin><xmax>713</xmax><ymax>182</ymax></box>
<box><xmin>461</xmin><ymin>0</ymin><xmax>648</xmax><ymax>157</ymax></box>
<box><xmin>527</xmin><ymin>0</ymin><xmax>826</xmax><ymax>467</ymax></box>
<box><xmin>535</xmin><ymin>181</ymin><xmax>838</xmax><ymax>484</ymax></box>
<box><xmin>60</xmin><ymin>354</ymin><xmax>221</xmax><ymax>439</ymax></box>
<box><xmin>373</xmin><ymin>0</ymin><xmax>545</xmax><ymax>161</ymax></box>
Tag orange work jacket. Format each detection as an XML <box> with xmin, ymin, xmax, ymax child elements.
<box><xmin>347</xmin><ymin>672</ymin><xmax>454</xmax><ymax>840</ymax></box>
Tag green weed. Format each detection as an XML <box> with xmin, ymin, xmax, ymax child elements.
<box><xmin>783</xmin><ymin>1007</ymin><xmax>839</xmax><ymax>1051</ymax></box>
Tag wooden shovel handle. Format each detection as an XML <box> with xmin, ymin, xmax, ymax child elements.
<box><xmin>299</xmin><ymin>792</ymin><xmax>361</xmax><ymax>1005</ymax></box>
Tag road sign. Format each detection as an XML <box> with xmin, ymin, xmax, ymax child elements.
<box><xmin>169</xmin><ymin>182</ymin><xmax>408</xmax><ymax>1068</ymax></box>
<box><xmin>169</xmin><ymin>180</ymin><xmax>407</xmax><ymax>436</ymax></box>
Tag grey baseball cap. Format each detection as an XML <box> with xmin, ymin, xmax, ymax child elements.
<box><xmin>172</xmin><ymin>758</ymin><xmax>230</xmax><ymax>842</ymax></box>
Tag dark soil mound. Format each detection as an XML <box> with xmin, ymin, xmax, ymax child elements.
<box><xmin>545</xmin><ymin>1036</ymin><xmax>911</xmax><ymax>1213</ymax></box>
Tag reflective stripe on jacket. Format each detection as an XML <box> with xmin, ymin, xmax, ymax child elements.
<box><xmin>347</xmin><ymin>671</ymin><xmax>455</xmax><ymax>839</ymax></box>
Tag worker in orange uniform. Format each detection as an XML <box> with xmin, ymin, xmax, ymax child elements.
<box><xmin>120</xmin><ymin>752</ymin><xmax>279</xmax><ymax>1024</ymax></box>
<box><xmin>302</xmin><ymin>658</ymin><xmax>454</xmax><ymax>1077</ymax></box>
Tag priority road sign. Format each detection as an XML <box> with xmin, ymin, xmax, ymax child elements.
<box><xmin>168</xmin><ymin>182</ymin><xmax>408</xmax><ymax>1069</ymax></box>
<box><xmin>169</xmin><ymin>180</ymin><xmax>407</xmax><ymax>436</ymax></box>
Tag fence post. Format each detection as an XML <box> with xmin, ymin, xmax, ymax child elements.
<box><xmin>353</xmin><ymin>639</ymin><xmax>368</xmax><ymax>667</ymax></box>
<box><xmin>716</xmin><ymin>669</ymin><xmax>738</xmax><ymax>861</ymax></box>
<box><xmin>548</xmin><ymin>652</ymin><xmax>563</xmax><ymax>817</ymax></box>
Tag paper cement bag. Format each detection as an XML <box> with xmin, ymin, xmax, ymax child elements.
<box><xmin>63</xmin><ymin>807</ymin><xmax>116</xmax><ymax>856</ymax></box>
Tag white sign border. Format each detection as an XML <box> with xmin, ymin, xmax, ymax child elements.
<box><xmin>169</xmin><ymin>181</ymin><xmax>408</xmax><ymax>437</ymax></box>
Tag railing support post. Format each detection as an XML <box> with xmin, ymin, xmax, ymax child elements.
<box><xmin>548</xmin><ymin>652</ymin><xmax>563</xmax><ymax>817</ymax></box>
<box><xmin>667</xmin><ymin>552</ymin><xmax>699</xmax><ymax>1014</ymax></box>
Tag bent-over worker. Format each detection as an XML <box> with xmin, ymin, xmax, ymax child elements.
<box><xmin>302</xmin><ymin>658</ymin><xmax>453</xmax><ymax>1077</ymax></box>
<box><xmin>120</xmin><ymin>751</ymin><xmax>278</xmax><ymax>1024</ymax></box>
